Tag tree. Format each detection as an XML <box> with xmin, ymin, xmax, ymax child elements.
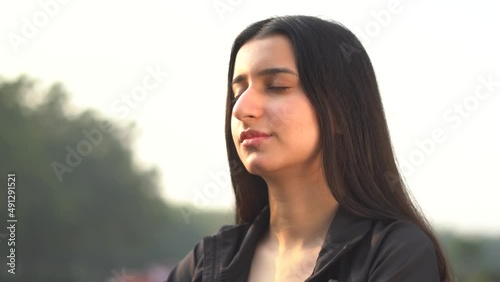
<box><xmin>0</xmin><ymin>76</ymin><xmax>232</xmax><ymax>282</ymax></box>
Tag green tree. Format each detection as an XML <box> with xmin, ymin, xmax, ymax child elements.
<box><xmin>0</xmin><ymin>76</ymin><xmax>232</xmax><ymax>282</ymax></box>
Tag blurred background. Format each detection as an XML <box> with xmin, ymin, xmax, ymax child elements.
<box><xmin>1</xmin><ymin>0</ymin><xmax>499</xmax><ymax>281</ymax></box>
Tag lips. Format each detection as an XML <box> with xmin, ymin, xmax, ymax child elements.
<box><xmin>239</xmin><ymin>129</ymin><xmax>271</xmax><ymax>143</ymax></box>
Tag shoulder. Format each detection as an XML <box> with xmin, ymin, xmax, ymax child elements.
<box><xmin>364</xmin><ymin>219</ymin><xmax>441</xmax><ymax>281</ymax></box>
<box><xmin>371</xmin><ymin>219</ymin><xmax>436</xmax><ymax>250</ymax></box>
<box><xmin>165</xmin><ymin>224</ymin><xmax>249</xmax><ymax>282</ymax></box>
<box><xmin>165</xmin><ymin>239</ymin><xmax>205</xmax><ymax>282</ymax></box>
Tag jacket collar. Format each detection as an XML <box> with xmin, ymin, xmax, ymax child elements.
<box><xmin>216</xmin><ymin>206</ymin><xmax>270</xmax><ymax>281</ymax></box>
<box><xmin>308</xmin><ymin>206</ymin><xmax>372</xmax><ymax>280</ymax></box>
<box><xmin>210</xmin><ymin>205</ymin><xmax>372</xmax><ymax>281</ymax></box>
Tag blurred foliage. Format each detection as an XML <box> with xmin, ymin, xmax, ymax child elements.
<box><xmin>0</xmin><ymin>75</ymin><xmax>499</xmax><ymax>281</ymax></box>
<box><xmin>440</xmin><ymin>232</ymin><xmax>500</xmax><ymax>281</ymax></box>
<box><xmin>0</xmin><ymin>76</ymin><xmax>232</xmax><ymax>282</ymax></box>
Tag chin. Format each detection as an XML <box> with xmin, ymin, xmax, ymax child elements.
<box><xmin>242</xmin><ymin>160</ymin><xmax>280</xmax><ymax>177</ymax></box>
<box><xmin>239</xmin><ymin>152</ymin><xmax>285</xmax><ymax>176</ymax></box>
<box><xmin>241</xmin><ymin>158</ymin><xmax>266</xmax><ymax>174</ymax></box>
<box><xmin>243</xmin><ymin>163</ymin><xmax>267</xmax><ymax>176</ymax></box>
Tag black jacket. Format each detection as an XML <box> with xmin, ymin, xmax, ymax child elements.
<box><xmin>166</xmin><ymin>205</ymin><xmax>441</xmax><ymax>282</ymax></box>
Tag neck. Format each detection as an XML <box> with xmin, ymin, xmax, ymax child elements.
<box><xmin>263</xmin><ymin>168</ymin><xmax>338</xmax><ymax>253</ymax></box>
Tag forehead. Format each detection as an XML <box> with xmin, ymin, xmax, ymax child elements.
<box><xmin>233</xmin><ymin>35</ymin><xmax>297</xmax><ymax>77</ymax></box>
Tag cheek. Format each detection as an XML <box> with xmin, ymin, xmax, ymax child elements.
<box><xmin>268</xmin><ymin>97</ymin><xmax>317</xmax><ymax>136</ymax></box>
<box><xmin>268</xmin><ymin>103</ymin><xmax>296</xmax><ymax>132</ymax></box>
<box><xmin>276</xmin><ymin>102</ymin><xmax>319</xmax><ymax>150</ymax></box>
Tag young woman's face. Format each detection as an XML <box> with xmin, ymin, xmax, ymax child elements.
<box><xmin>231</xmin><ymin>34</ymin><xmax>322</xmax><ymax>177</ymax></box>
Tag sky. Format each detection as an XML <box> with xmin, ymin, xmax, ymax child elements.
<box><xmin>1</xmin><ymin>0</ymin><xmax>499</xmax><ymax>235</ymax></box>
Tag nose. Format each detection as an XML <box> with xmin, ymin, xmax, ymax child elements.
<box><xmin>231</xmin><ymin>85</ymin><xmax>264</xmax><ymax>122</ymax></box>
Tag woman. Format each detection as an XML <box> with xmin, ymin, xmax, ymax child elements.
<box><xmin>167</xmin><ymin>15</ymin><xmax>453</xmax><ymax>282</ymax></box>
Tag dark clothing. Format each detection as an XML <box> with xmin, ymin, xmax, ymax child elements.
<box><xmin>166</xmin><ymin>205</ymin><xmax>440</xmax><ymax>282</ymax></box>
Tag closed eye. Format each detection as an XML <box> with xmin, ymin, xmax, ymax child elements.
<box><xmin>231</xmin><ymin>86</ymin><xmax>291</xmax><ymax>107</ymax></box>
<box><xmin>267</xmin><ymin>86</ymin><xmax>290</xmax><ymax>92</ymax></box>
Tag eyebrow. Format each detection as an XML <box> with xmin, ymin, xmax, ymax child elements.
<box><xmin>231</xmin><ymin>67</ymin><xmax>299</xmax><ymax>86</ymax></box>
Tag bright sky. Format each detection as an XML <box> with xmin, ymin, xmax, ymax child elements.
<box><xmin>1</xmin><ymin>0</ymin><xmax>499</xmax><ymax>235</ymax></box>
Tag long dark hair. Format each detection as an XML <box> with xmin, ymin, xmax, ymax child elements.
<box><xmin>224</xmin><ymin>15</ymin><xmax>452</xmax><ymax>281</ymax></box>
